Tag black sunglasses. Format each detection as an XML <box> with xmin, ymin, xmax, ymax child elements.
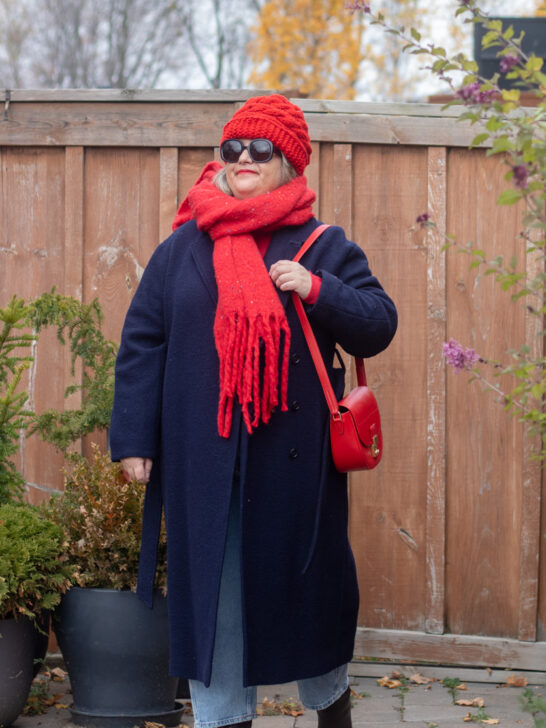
<box><xmin>220</xmin><ymin>138</ymin><xmax>277</xmax><ymax>164</ymax></box>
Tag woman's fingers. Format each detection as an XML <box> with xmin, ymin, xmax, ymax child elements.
<box><xmin>269</xmin><ymin>260</ymin><xmax>312</xmax><ymax>299</ymax></box>
<box><xmin>120</xmin><ymin>457</ymin><xmax>153</xmax><ymax>483</ymax></box>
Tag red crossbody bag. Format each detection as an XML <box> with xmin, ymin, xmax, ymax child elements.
<box><xmin>292</xmin><ymin>224</ymin><xmax>383</xmax><ymax>472</ymax></box>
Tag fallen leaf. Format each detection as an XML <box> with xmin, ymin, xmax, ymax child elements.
<box><xmin>481</xmin><ymin>720</ymin><xmax>499</xmax><ymax>725</ymax></box>
<box><xmin>505</xmin><ymin>675</ymin><xmax>527</xmax><ymax>688</ymax></box>
<box><xmin>456</xmin><ymin>698</ymin><xmax>485</xmax><ymax>708</ymax></box>
<box><xmin>349</xmin><ymin>687</ymin><xmax>363</xmax><ymax>699</ymax></box>
<box><xmin>486</xmin><ymin>667</ymin><xmax>493</xmax><ymax>676</ymax></box>
<box><xmin>391</xmin><ymin>670</ymin><xmax>404</xmax><ymax>678</ymax></box>
<box><xmin>410</xmin><ymin>672</ymin><xmax>434</xmax><ymax>685</ymax></box>
<box><xmin>54</xmin><ymin>704</ymin><xmax>70</xmax><ymax>710</ymax></box>
<box><xmin>377</xmin><ymin>676</ymin><xmax>402</xmax><ymax>689</ymax></box>
<box><xmin>457</xmin><ymin>683</ymin><xmax>468</xmax><ymax>691</ymax></box>
<box><xmin>50</xmin><ymin>667</ymin><xmax>67</xmax><ymax>681</ymax></box>
<box><xmin>463</xmin><ymin>712</ymin><xmax>473</xmax><ymax>722</ymax></box>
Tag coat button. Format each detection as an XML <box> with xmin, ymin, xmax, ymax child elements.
<box><xmin>291</xmin><ymin>353</ymin><xmax>301</xmax><ymax>365</ymax></box>
<box><xmin>289</xmin><ymin>448</ymin><xmax>299</xmax><ymax>459</ymax></box>
<box><xmin>291</xmin><ymin>401</ymin><xmax>301</xmax><ymax>411</ymax></box>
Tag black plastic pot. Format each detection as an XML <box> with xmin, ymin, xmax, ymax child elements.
<box><xmin>33</xmin><ymin>611</ymin><xmax>51</xmax><ymax>677</ymax></box>
<box><xmin>54</xmin><ymin>588</ymin><xmax>182</xmax><ymax>728</ymax></box>
<box><xmin>0</xmin><ymin>617</ymin><xmax>35</xmax><ymax>727</ymax></box>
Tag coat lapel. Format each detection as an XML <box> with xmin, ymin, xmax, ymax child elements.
<box><xmin>190</xmin><ymin>232</ymin><xmax>217</xmax><ymax>305</ymax></box>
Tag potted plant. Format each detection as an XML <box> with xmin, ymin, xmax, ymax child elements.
<box><xmin>0</xmin><ymin>502</ymin><xmax>73</xmax><ymax>727</ymax></box>
<box><xmin>45</xmin><ymin>445</ymin><xmax>182</xmax><ymax>728</ymax></box>
<box><xmin>1</xmin><ymin>290</ymin><xmax>182</xmax><ymax>726</ymax></box>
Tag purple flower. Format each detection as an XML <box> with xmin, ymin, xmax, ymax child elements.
<box><xmin>346</xmin><ymin>0</ymin><xmax>371</xmax><ymax>12</ymax></box>
<box><xmin>443</xmin><ymin>338</ymin><xmax>480</xmax><ymax>372</ymax></box>
<box><xmin>512</xmin><ymin>164</ymin><xmax>529</xmax><ymax>189</ymax></box>
<box><xmin>416</xmin><ymin>212</ymin><xmax>434</xmax><ymax>229</ymax></box>
<box><xmin>456</xmin><ymin>81</ymin><xmax>496</xmax><ymax>105</ymax></box>
<box><xmin>499</xmin><ymin>55</ymin><xmax>519</xmax><ymax>73</ymax></box>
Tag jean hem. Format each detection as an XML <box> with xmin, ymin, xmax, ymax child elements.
<box><xmin>193</xmin><ymin>713</ymin><xmax>256</xmax><ymax>728</ymax></box>
<box><xmin>300</xmin><ymin>679</ymin><xmax>349</xmax><ymax>712</ymax></box>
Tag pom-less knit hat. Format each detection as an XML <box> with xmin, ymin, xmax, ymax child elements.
<box><xmin>221</xmin><ymin>94</ymin><xmax>312</xmax><ymax>176</ymax></box>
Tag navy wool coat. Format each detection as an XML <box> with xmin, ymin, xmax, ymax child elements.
<box><xmin>109</xmin><ymin>217</ymin><xmax>397</xmax><ymax>687</ymax></box>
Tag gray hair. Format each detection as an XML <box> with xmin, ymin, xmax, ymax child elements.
<box><xmin>213</xmin><ymin>152</ymin><xmax>297</xmax><ymax>196</ymax></box>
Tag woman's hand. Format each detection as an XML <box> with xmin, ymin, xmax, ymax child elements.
<box><xmin>121</xmin><ymin>457</ymin><xmax>153</xmax><ymax>484</ymax></box>
<box><xmin>269</xmin><ymin>260</ymin><xmax>312</xmax><ymax>299</ymax></box>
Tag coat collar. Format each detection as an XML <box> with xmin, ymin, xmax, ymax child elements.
<box><xmin>190</xmin><ymin>219</ymin><xmax>319</xmax><ymax>309</ymax></box>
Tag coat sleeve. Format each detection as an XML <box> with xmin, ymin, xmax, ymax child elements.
<box><xmin>306</xmin><ymin>225</ymin><xmax>397</xmax><ymax>358</ymax></box>
<box><xmin>109</xmin><ymin>242</ymin><xmax>169</xmax><ymax>461</ymax></box>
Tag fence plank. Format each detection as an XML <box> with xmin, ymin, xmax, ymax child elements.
<box><xmin>333</xmin><ymin>144</ymin><xmax>353</xmax><ymax>238</ymax></box>
<box><xmin>1</xmin><ymin>101</ymin><xmax>488</xmax><ymax>149</ymax></box>
<box><xmin>159</xmin><ymin>148</ymin><xmax>179</xmax><ymax>242</ymax></box>
<box><xmin>62</xmin><ymin>147</ymin><xmax>85</xmax><ymax>459</ymax></box>
<box><xmin>355</xmin><ymin>627</ymin><xmax>546</xmax><ymax>670</ymax></box>
<box><xmin>425</xmin><ymin>147</ymin><xmax>447</xmax><ymax>635</ymax></box>
<box><xmin>445</xmin><ymin>150</ymin><xmax>524</xmax><ymax>639</ymax></box>
<box><xmin>518</xmin><ymin>248</ymin><xmax>544</xmax><ymax>642</ymax></box>
<box><xmin>349</xmin><ymin>145</ymin><xmax>429</xmax><ymax>632</ymax></box>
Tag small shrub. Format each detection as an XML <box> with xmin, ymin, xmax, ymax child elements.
<box><xmin>45</xmin><ymin>444</ymin><xmax>167</xmax><ymax>592</ymax></box>
<box><xmin>0</xmin><ymin>502</ymin><xmax>74</xmax><ymax>620</ymax></box>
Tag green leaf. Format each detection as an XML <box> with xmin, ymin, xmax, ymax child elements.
<box><xmin>461</xmin><ymin>59</ymin><xmax>479</xmax><ymax>72</ymax></box>
<box><xmin>470</xmin><ymin>133</ymin><xmax>489</xmax><ymax>148</ymax></box>
<box><xmin>497</xmin><ymin>189</ymin><xmax>523</xmax><ymax>205</ymax></box>
<box><xmin>526</xmin><ymin>55</ymin><xmax>544</xmax><ymax>73</ymax></box>
<box><xmin>410</xmin><ymin>27</ymin><xmax>421</xmax><ymax>42</ymax></box>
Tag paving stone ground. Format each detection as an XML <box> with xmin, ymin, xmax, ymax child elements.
<box><xmin>14</xmin><ymin>665</ymin><xmax>544</xmax><ymax>728</ymax></box>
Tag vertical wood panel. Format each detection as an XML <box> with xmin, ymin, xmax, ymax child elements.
<box><xmin>178</xmin><ymin>148</ymin><xmax>215</xmax><ymax>202</ymax></box>
<box><xmin>63</xmin><ymin>148</ymin><xmax>84</xmax><ymax>460</ymax></box>
<box><xmin>159</xmin><ymin>148</ymin><xmax>179</xmax><ymax>242</ymax></box>
<box><xmin>445</xmin><ymin>149</ymin><xmax>524</xmax><ymax>638</ymax></box>
<box><xmin>83</xmin><ymin>148</ymin><xmax>160</xmax><ymax>343</ymax></box>
<box><xmin>307</xmin><ymin>141</ymin><xmax>320</xmax><ymax>216</ymax></box>
<box><xmin>425</xmin><ymin>147</ymin><xmax>447</xmax><ymax>634</ymax></box>
<box><xmin>333</xmin><ymin>144</ymin><xmax>352</xmax><ymax>238</ymax></box>
<box><xmin>518</xmin><ymin>247</ymin><xmax>544</xmax><ymax>641</ymax></box>
<box><xmin>349</xmin><ymin>145</ymin><xmax>429</xmax><ymax>632</ymax></box>
<box><xmin>0</xmin><ymin>148</ymin><xmax>67</xmax><ymax>498</ymax></box>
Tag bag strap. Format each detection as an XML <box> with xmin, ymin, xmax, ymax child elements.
<box><xmin>291</xmin><ymin>225</ymin><xmax>367</xmax><ymax>418</ymax></box>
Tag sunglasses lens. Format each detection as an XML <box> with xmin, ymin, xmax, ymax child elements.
<box><xmin>220</xmin><ymin>139</ymin><xmax>244</xmax><ymax>163</ymax></box>
<box><xmin>248</xmin><ymin>139</ymin><xmax>274</xmax><ymax>162</ymax></box>
<box><xmin>220</xmin><ymin>139</ymin><xmax>275</xmax><ymax>164</ymax></box>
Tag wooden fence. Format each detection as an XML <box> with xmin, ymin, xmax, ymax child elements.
<box><xmin>1</xmin><ymin>90</ymin><xmax>544</xmax><ymax>672</ymax></box>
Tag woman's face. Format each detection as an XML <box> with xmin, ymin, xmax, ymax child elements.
<box><xmin>224</xmin><ymin>139</ymin><xmax>284</xmax><ymax>200</ymax></box>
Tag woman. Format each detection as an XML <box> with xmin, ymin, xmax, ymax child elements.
<box><xmin>110</xmin><ymin>94</ymin><xmax>397</xmax><ymax>728</ymax></box>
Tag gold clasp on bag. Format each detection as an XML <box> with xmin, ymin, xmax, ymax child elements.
<box><xmin>371</xmin><ymin>434</ymin><xmax>380</xmax><ymax>458</ymax></box>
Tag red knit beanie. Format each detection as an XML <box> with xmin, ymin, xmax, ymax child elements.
<box><xmin>221</xmin><ymin>94</ymin><xmax>312</xmax><ymax>176</ymax></box>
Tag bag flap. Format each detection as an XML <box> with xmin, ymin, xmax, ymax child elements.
<box><xmin>338</xmin><ymin>386</ymin><xmax>381</xmax><ymax>447</ymax></box>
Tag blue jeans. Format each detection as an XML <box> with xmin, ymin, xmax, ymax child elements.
<box><xmin>189</xmin><ymin>482</ymin><xmax>349</xmax><ymax>728</ymax></box>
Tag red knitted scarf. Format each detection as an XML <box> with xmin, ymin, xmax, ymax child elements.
<box><xmin>172</xmin><ymin>161</ymin><xmax>316</xmax><ymax>438</ymax></box>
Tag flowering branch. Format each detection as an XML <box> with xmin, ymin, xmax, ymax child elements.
<box><xmin>348</xmin><ymin>0</ymin><xmax>546</xmax><ymax>458</ymax></box>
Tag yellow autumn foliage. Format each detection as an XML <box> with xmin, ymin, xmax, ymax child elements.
<box><xmin>248</xmin><ymin>0</ymin><xmax>364</xmax><ymax>100</ymax></box>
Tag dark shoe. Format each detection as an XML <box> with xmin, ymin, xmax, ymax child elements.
<box><xmin>220</xmin><ymin>722</ymin><xmax>251</xmax><ymax>727</ymax></box>
<box><xmin>317</xmin><ymin>686</ymin><xmax>352</xmax><ymax>728</ymax></box>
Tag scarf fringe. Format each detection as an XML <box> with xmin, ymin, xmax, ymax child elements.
<box><xmin>215</xmin><ymin>311</ymin><xmax>291</xmax><ymax>438</ymax></box>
